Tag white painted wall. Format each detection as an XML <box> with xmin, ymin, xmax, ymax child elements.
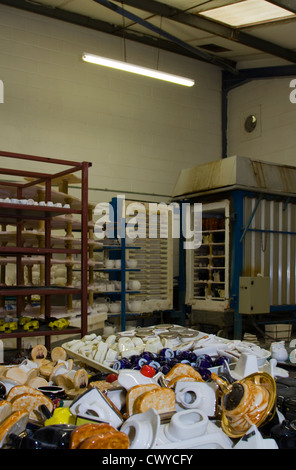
<box><xmin>227</xmin><ymin>77</ymin><xmax>296</xmax><ymax>166</ymax></box>
<box><xmin>0</xmin><ymin>5</ymin><xmax>222</xmax><ymax>206</ymax></box>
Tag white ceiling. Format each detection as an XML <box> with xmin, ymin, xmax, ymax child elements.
<box><xmin>2</xmin><ymin>0</ymin><xmax>296</xmax><ymax>74</ymax></box>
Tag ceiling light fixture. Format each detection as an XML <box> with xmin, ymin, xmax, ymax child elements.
<box><xmin>82</xmin><ymin>53</ymin><xmax>195</xmax><ymax>87</ymax></box>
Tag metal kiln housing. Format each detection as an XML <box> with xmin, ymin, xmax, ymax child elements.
<box><xmin>173</xmin><ymin>156</ymin><xmax>296</xmax><ymax>338</ymax></box>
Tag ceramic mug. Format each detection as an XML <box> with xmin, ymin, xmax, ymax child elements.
<box><xmin>106</xmin><ymin>283</ymin><xmax>115</xmax><ymax>292</ymax></box>
<box><xmin>96</xmin><ymin>282</ymin><xmax>106</xmax><ymax>292</ymax></box>
<box><xmin>105</xmin><ymin>259</ymin><xmax>114</xmax><ymax>269</ymax></box>
<box><xmin>19</xmin><ymin>359</ymin><xmax>39</xmax><ymax>373</ymax></box>
<box><xmin>217</xmin><ymin>289</ymin><xmax>225</xmax><ymax>298</ymax></box>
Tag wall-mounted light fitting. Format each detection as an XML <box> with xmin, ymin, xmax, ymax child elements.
<box><xmin>82</xmin><ymin>53</ymin><xmax>195</xmax><ymax>87</ymax></box>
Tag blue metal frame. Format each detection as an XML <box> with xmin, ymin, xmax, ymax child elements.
<box><xmin>178</xmin><ymin>200</ymin><xmax>187</xmax><ymax>325</ymax></box>
<box><xmin>107</xmin><ymin>197</ymin><xmax>143</xmax><ymax>331</ymax></box>
<box><xmin>180</xmin><ymin>188</ymin><xmax>296</xmax><ymax>339</ymax></box>
<box><xmin>109</xmin><ymin>196</ymin><xmax>126</xmax><ymax>331</ymax></box>
<box><xmin>230</xmin><ymin>189</ymin><xmax>296</xmax><ymax>338</ymax></box>
<box><xmin>229</xmin><ymin>190</ymin><xmax>245</xmax><ymax>338</ymax></box>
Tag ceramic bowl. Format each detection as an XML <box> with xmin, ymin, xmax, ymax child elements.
<box><xmin>126</xmin><ymin>259</ymin><xmax>137</xmax><ymax>269</ymax></box>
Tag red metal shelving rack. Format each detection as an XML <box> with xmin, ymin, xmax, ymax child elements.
<box><xmin>0</xmin><ymin>151</ymin><xmax>91</xmax><ymax>350</ymax></box>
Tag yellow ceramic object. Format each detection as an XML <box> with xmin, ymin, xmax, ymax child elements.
<box><xmin>49</xmin><ymin>318</ymin><xmax>70</xmax><ymax>330</ymax></box>
<box><xmin>44</xmin><ymin>407</ymin><xmax>76</xmax><ymax>426</ymax></box>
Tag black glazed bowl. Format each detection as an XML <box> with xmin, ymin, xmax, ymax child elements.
<box><xmin>10</xmin><ymin>424</ymin><xmax>76</xmax><ymax>449</ymax></box>
<box><xmin>37</xmin><ymin>385</ymin><xmax>66</xmax><ymax>400</ymax></box>
<box><xmin>0</xmin><ymin>382</ymin><xmax>6</xmax><ymax>398</ymax></box>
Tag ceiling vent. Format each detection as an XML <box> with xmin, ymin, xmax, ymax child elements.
<box><xmin>198</xmin><ymin>43</ymin><xmax>231</xmax><ymax>53</ymax></box>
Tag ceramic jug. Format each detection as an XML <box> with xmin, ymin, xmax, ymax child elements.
<box><xmin>270</xmin><ymin>341</ymin><xmax>288</xmax><ymax>362</ymax></box>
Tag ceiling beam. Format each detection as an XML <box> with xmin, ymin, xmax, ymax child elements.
<box><xmin>0</xmin><ymin>0</ymin><xmax>236</xmax><ymax>71</ymax></box>
<box><xmin>267</xmin><ymin>0</ymin><xmax>296</xmax><ymax>14</ymax></box>
<box><xmin>119</xmin><ymin>0</ymin><xmax>296</xmax><ymax>65</ymax></box>
<box><xmin>223</xmin><ymin>64</ymin><xmax>296</xmax><ymax>92</ymax></box>
<box><xmin>93</xmin><ymin>0</ymin><xmax>237</xmax><ymax>73</ymax></box>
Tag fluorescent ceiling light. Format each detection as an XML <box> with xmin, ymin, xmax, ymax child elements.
<box><xmin>82</xmin><ymin>53</ymin><xmax>195</xmax><ymax>87</ymax></box>
<box><xmin>199</xmin><ymin>0</ymin><xmax>295</xmax><ymax>27</ymax></box>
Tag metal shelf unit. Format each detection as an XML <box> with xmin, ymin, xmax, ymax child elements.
<box><xmin>0</xmin><ymin>151</ymin><xmax>91</xmax><ymax>349</ymax></box>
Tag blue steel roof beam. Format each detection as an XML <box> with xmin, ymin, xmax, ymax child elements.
<box><xmin>119</xmin><ymin>0</ymin><xmax>296</xmax><ymax>65</ymax></box>
<box><xmin>93</xmin><ymin>0</ymin><xmax>238</xmax><ymax>74</ymax></box>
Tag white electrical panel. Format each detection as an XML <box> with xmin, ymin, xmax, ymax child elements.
<box><xmin>239</xmin><ymin>277</ymin><xmax>270</xmax><ymax>314</ymax></box>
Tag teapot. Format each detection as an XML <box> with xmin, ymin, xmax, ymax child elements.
<box><xmin>109</xmin><ymin>301</ymin><xmax>121</xmax><ymax>313</ymax></box>
<box><xmin>128</xmin><ymin>280</ymin><xmax>141</xmax><ymax>290</ymax></box>
<box><xmin>96</xmin><ymin>302</ymin><xmax>109</xmax><ymax>313</ymax></box>
<box><xmin>211</xmin><ymin>372</ymin><xmax>276</xmax><ymax>438</ymax></box>
<box><xmin>127</xmin><ymin>300</ymin><xmax>142</xmax><ymax>312</ymax></box>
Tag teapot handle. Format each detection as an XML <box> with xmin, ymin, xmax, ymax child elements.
<box><xmin>211</xmin><ymin>373</ymin><xmax>232</xmax><ymax>394</ymax></box>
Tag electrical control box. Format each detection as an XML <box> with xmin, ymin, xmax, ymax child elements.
<box><xmin>239</xmin><ymin>276</ymin><xmax>270</xmax><ymax>314</ymax></box>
